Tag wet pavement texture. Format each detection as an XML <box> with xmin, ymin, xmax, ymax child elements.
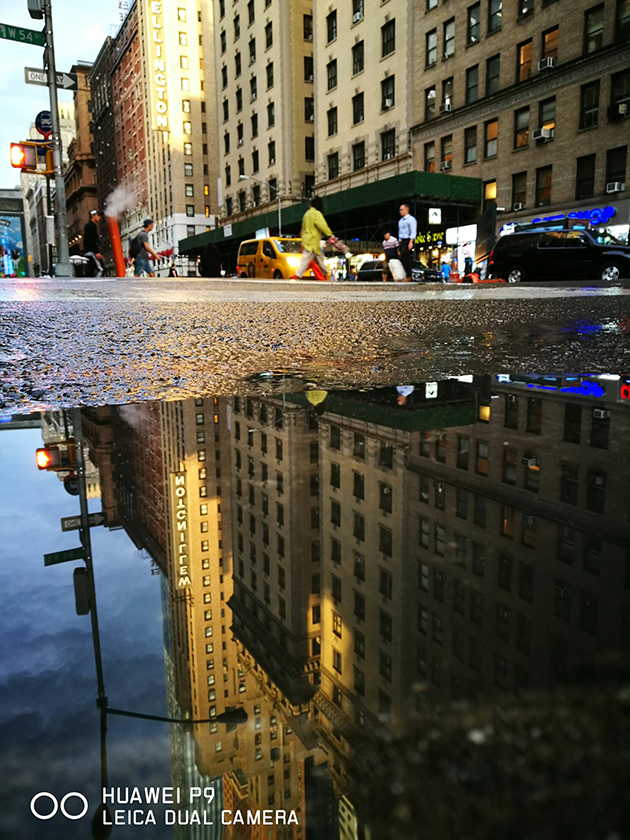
<box><xmin>1</xmin><ymin>279</ymin><xmax>630</xmax><ymax>414</ymax></box>
<box><xmin>1</xmin><ymin>375</ymin><xmax>629</xmax><ymax>840</ymax></box>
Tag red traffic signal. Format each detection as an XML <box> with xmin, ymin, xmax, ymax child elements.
<box><xmin>36</xmin><ymin>443</ymin><xmax>76</xmax><ymax>472</ymax></box>
<box><xmin>10</xmin><ymin>142</ymin><xmax>38</xmax><ymax>171</ymax></box>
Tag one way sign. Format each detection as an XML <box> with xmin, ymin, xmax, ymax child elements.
<box><xmin>25</xmin><ymin>66</ymin><xmax>78</xmax><ymax>91</ymax></box>
<box><xmin>61</xmin><ymin>511</ymin><xmax>107</xmax><ymax>532</ymax></box>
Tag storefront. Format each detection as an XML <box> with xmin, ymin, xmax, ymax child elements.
<box><xmin>498</xmin><ymin>198</ymin><xmax>630</xmax><ymax>243</ymax></box>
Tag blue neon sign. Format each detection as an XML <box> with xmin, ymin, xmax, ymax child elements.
<box><xmin>532</xmin><ymin>206</ymin><xmax>616</xmax><ymax>226</ymax></box>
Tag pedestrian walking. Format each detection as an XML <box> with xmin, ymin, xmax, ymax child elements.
<box><xmin>397</xmin><ymin>204</ymin><xmax>417</xmax><ymax>282</ymax></box>
<box><xmin>291</xmin><ymin>196</ymin><xmax>334</xmax><ymax>281</ymax></box>
<box><xmin>83</xmin><ymin>209</ymin><xmax>104</xmax><ymax>277</ymax></box>
<box><xmin>168</xmin><ymin>263</ymin><xmax>179</xmax><ymax>277</ymax></box>
<box><xmin>440</xmin><ymin>258</ymin><xmax>452</xmax><ymax>281</ymax></box>
<box><xmin>130</xmin><ymin>219</ymin><xmax>158</xmax><ymax>277</ymax></box>
<box><xmin>381</xmin><ymin>232</ymin><xmax>400</xmax><ymax>282</ymax></box>
<box><xmin>200</xmin><ymin>242</ymin><xmax>224</xmax><ymax>278</ymax></box>
<box><xmin>462</xmin><ymin>242</ymin><xmax>474</xmax><ymax>276</ymax></box>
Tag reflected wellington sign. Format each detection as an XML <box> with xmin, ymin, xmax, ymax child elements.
<box><xmin>171</xmin><ymin>472</ymin><xmax>191</xmax><ymax>589</ymax></box>
<box><xmin>148</xmin><ymin>0</ymin><xmax>169</xmax><ymax>131</ymax></box>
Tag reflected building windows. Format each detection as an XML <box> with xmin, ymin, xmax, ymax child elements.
<box><xmin>471</xmin><ymin>592</ymin><xmax>483</xmax><ymax>624</ymax></box>
<box><xmin>380</xmin><ymin>568</ymin><xmax>393</xmax><ymax>599</ymax></box>
<box><xmin>332</xmin><ymin>575</ymin><xmax>342</xmax><ymax>601</ymax></box>
<box><xmin>476</xmin><ymin>442</ymin><xmax>489</xmax><ymax>475</ymax></box>
<box><xmin>560</xmin><ymin>463</ymin><xmax>579</xmax><ymax>505</ymax></box>
<box><xmin>380</xmin><ymin>610</ymin><xmax>392</xmax><ymax>641</ymax></box>
<box><xmin>526</xmin><ymin>397</ymin><xmax>543</xmax><ymax>433</ymax></box>
<box><xmin>456</xmin><ymin>488</ymin><xmax>468</xmax><ymax>519</ymax></box>
<box><xmin>354</xmin><ymin>591</ymin><xmax>365</xmax><ymax>621</ymax></box>
<box><xmin>472</xmin><ymin>542</ymin><xmax>486</xmax><ymax>577</ymax></box>
<box><xmin>353</xmin><ymin>472</ymin><xmax>365</xmax><ymax>499</ymax></box>
<box><xmin>353</xmin><ymin>433</ymin><xmax>365</xmax><ymax>459</ymax></box>
<box><xmin>419</xmin><ymin>562</ymin><xmax>429</xmax><ymax>592</ymax></box>
<box><xmin>457</xmin><ymin>436</ymin><xmax>470</xmax><ymax>469</ymax></box>
<box><xmin>380</xmin><ymin>650</ymin><xmax>393</xmax><ymax>681</ymax></box>
<box><xmin>354</xmin><ymin>512</ymin><xmax>366</xmax><ymax>541</ymax></box>
<box><xmin>453</xmin><ymin>578</ymin><xmax>465</xmax><ymax>614</ymax></box>
<box><xmin>354</xmin><ymin>551</ymin><xmax>365</xmax><ymax>580</ymax></box>
<box><xmin>505</xmin><ymin>394</ymin><xmax>519</xmax><ymax>428</ymax></box>
<box><xmin>380</xmin><ymin>443</ymin><xmax>394</xmax><ymax>469</ymax></box>
<box><xmin>455</xmin><ymin>534</ymin><xmax>467</xmax><ymax>567</ymax></box>
<box><xmin>330</xmin><ymin>425</ymin><xmax>341</xmax><ymax>449</ymax></box>
<box><xmin>501</xmin><ymin>505</ymin><xmax>515</xmax><ymax>538</ymax></box>
<box><xmin>518</xmin><ymin>561</ymin><xmax>535</xmax><ymax>602</ymax></box>
<box><xmin>354</xmin><ymin>628</ymin><xmax>365</xmax><ymax>658</ymax></box>
<box><xmin>354</xmin><ymin>667</ymin><xmax>365</xmax><ymax>695</ymax></box>
<box><xmin>563</xmin><ymin>403</ymin><xmax>582</xmax><ymax>443</ymax></box>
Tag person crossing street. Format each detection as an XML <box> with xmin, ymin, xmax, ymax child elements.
<box><xmin>397</xmin><ymin>203</ymin><xmax>417</xmax><ymax>282</ymax></box>
<box><xmin>83</xmin><ymin>209</ymin><xmax>104</xmax><ymax>277</ymax></box>
<box><xmin>291</xmin><ymin>196</ymin><xmax>333</xmax><ymax>281</ymax></box>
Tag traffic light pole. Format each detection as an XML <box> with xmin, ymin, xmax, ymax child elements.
<box><xmin>43</xmin><ymin>0</ymin><xmax>71</xmax><ymax>277</ymax></box>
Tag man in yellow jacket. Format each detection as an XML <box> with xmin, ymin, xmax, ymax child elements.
<box><xmin>291</xmin><ymin>196</ymin><xmax>333</xmax><ymax>280</ymax></box>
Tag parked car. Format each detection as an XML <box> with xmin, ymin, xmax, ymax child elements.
<box><xmin>489</xmin><ymin>228</ymin><xmax>630</xmax><ymax>283</ymax></box>
<box><xmin>356</xmin><ymin>258</ymin><xmax>444</xmax><ymax>282</ymax></box>
<box><xmin>237</xmin><ymin>237</ymin><xmax>313</xmax><ymax>279</ymax></box>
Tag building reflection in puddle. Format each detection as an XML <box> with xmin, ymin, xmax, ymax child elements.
<box><xmin>76</xmin><ymin>373</ymin><xmax>630</xmax><ymax>839</ymax></box>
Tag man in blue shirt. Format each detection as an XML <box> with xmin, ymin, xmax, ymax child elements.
<box><xmin>397</xmin><ymin>204</ymin><xmax>417</xmax><ymax>281</ymax></box>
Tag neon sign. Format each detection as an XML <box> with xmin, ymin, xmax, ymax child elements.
<box><xmin>523</xmin><ymin>379</ymin><xmax>606</xmax><ymax>397</ymax></box>
<box><xmin>532</xmin><ymin>206</ymin><xmax>616</xmax><ymax>226</ymax></box>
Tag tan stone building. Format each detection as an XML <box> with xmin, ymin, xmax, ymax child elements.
<box><xmin>213</xmin><ymin>0</ymin><xmax>315</xmax><ymax>225</ymax></box>
<box><xmin>409</xmin><ymin>0</ymin><xmax>630</xmax><ymax>237</ymax></box>
<box><xmin>313</xmin><ymin>0</ymin><xmax>415</xmax><ymax>195</ymax></box>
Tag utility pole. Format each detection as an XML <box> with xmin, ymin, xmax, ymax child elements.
<box><xmin>42</xmin><ymin>0</ymin><xmax>71</xmax><ymax>276</ymax></box>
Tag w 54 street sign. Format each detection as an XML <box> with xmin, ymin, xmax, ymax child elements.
<box><xmin>0</xmin><ymin>22</ymin><xmax>45</xmax><ymax>47</ymax></box>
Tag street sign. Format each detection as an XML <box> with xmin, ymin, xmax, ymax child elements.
<box><xmin>24</xmin><ymin>67</ymin><xmax>78</xmax><ymax>91</ymax></box>
<box><xmin>35</xmin><ymin>110</ymin><xmax>52</xmax><ymax>138</ymax></box>
<box><xmin>61</xmin><ymin>512</ymin><xmax>107</xmax><ymax>532</ymax></box>
<box><xmin>0</xmin><ymin>22</ymin><xmax>45</xmax><ymax>47</ymax></box>
<box><xmin>44</xmin><ymin>546</ymin><xmax>85</xmax><ymax>566</ymax></box>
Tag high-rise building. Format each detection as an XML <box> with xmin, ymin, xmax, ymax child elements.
<box><xmin>409</xmin><ymin>0</ymin><xmax>630</xmax><ymax>241</ymax></box>
<box><xmin>90</xmin><ymin>37</ymin><xmax>117</xmax><ymax>271</ymax></box>
<box><xmin>213</xmin><ymin>0</ymin><xmax>315</xmax><ymax>227</ymax></box>
<box><xmin>65</xmin><ymin>63</ymin><xmax>99</xmax><ymax>257</ymax></box>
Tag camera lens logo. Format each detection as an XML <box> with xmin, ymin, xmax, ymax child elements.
<box><xmin>30</xmin><ymin>792</ymin><xmax>89</xmax><ymax>821</ymax></box>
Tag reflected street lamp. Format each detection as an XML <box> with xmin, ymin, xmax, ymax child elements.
<box><xmin>239</xmin><ymin>174</ymin><xmax>282</xmax><ymax>237</ymax></box>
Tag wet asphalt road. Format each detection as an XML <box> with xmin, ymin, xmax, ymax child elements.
<box><xmin>1</xmin><ymin>277</ymin><xmax>629</xmax><ymax>414</ymax></box>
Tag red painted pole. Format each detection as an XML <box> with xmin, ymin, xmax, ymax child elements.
<box><xmin>106</xmin><ymin>215</ymin><xmax>127</xmax><ymax>278</ymax></box>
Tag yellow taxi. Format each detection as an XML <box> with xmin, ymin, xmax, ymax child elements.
<box><xmin>236</xmin><ymin>237</ymin><xmax>312</xmax><ymax>279</ymax></box>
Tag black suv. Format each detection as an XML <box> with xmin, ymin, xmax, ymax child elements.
<box><xmin>489</xmin><ymin>228</ymin><xmax>630</xmax><ymax>283</ymax></box>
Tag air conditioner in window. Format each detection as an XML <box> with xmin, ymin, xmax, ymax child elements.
<box><xmin>593</xmin><ymin>409</ymin><xmax>610</xmax><ymax>419</ymax></box>
<box><xmin>384</xmin><ymin>98</ymin><xmax>394</xmax><ymax>108</ymax></box>
<box><xmin>305</xmin><ymin>32</ymin><xmax>313</xmax><ymax>41</ymax></box>
<box><xmin>594</xmin><ymin>475</ymin><xmax>605</xmax><ymax>487</ymax></box>
<box><xmin>440</xmin><ymin>160</ymin><xmax>452</xmax><ymax>171</ymax></box>
<box><xmin>513</xmin><ymin>202</ymin><xmax>526</xmax><ymax>211</ymax></box>
<box><xmin>538</xmin><ymin>56</ymin><xmax>556</xmax><ymax>71</ymax></box>
<box><xmin>238</xmin><ymin>138</ymin><xmax>244</xmax><ymax>146</ymax></box>
<box><xmin>439</xmin><ymin>102</ymin><xmax>452</xmax><ymax>114</ymax></box>
<box><xmin>521</xmin><ymin>456</ymin><xmax>539</xmax><ymax>467</ymax></box>
<box><xmin>251</xmin><ymin>92</ymin><xmax>257</xmax><ymax>100</ymax></box>
<box><xmin>383</xmin><ymin>152</ymin><xmax>393</xmax><ymax>160</ymax></box>
<box><xmin>307</xmin><ymin>114</ymin><xmax>314</xmax><ymax>121</ymax></box>
<box><xmin>507</xmin><ymin>394</ymin><xmax>517</xmax><ymax>402</ymax></box>
<box><xmin>606</xmin><ymin>181</ymin><xmax>625</xmax><ymax>193</ymax></box>
<box><xmin>269</xmin><ymin>157</ymin><xmax>275</xmax><ymax>165</ymax></box>
<box><xmin>554</xmin><ymin>585</ymin><xmax>568</xmax><ymax>597</ymax></box>
<box><xmin>353</xmin><ymin>11</ymin><xmax>364</xmax><ymax>22</ymax></box>
<box><xmin>532</xmin><ymin>127</ymin><xmax>552</xmax><ymax>141</ymax></box>
<box><xmin>619</xmin><ymin>103</ymin><xmax>628</xmax><ymax>116</ymax></box>
<box><xmin>306</xmin><ymin>74</ymin><xmax>314</xmax><ymax>81</ymax></box>
<box><xmin>521</xmin><ymin>514</ymin><xmax>535</xmax><ymax>525</ymax></box>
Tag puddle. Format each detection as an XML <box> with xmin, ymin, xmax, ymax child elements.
<box><xmin>1</xmin><ymin>373</ymin><xmax>629</xmax><ymax>839</ymax></box>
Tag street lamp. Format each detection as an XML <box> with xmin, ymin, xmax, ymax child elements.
<box><xmin>239</xmin><ymin>174</ymin><xmax>282</xmax><ymax>237</ymax></box>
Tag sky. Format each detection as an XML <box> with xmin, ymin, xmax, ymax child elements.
<box><xmin>0</xmin><ymin>0</ymin><xmax>121</xmax><ymax>188</ymax></box>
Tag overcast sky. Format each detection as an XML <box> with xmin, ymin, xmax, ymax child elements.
<box><xmin>0</xmin><ymin>0</ymin><xmax>121</xmax><ymax>187</ymax></box>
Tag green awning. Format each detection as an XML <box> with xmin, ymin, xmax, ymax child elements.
<box><xmin>179</xmin><ymin>171</ymin><xmax>482</xmax><ymax>255</ymax></box>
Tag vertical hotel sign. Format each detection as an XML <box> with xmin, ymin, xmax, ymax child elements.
<box><xmin>148</xmin><ymin>0</ymin><xmax>169</xmax><ymax>131</ymax></box>
<box><xmin>171</xmin><ymin>472</ymin><xmax>191</xmax><ymax>589</ymax></box>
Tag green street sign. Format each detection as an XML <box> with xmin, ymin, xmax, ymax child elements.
<box><xmin>0</xmin><ymin>22</ymin><xmax>46</xmax><ymax>47</ymax></box>
<box><xmin>44</xmin><ymin>546</ymin><xmax>85</xmax><ymax>567</ymax></box>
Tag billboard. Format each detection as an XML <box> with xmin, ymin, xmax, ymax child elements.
<box><xmin>0</xmin><ymin>215</ymin><xmax>26</xmax><ymax>278</ymax></box>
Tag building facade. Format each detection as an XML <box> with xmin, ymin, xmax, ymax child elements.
<box><xmin>409</xmin><ymin>0</ymin><xmax>630</xmax><ymax>238</ymax></box>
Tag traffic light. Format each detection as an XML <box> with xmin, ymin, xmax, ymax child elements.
<box><xmin>10</xmin><ymin>142</ymin><xmax>38</xmax><ymax>171</ymax></box>
<box><xmin>28</xmin><ymin>0</ymin><xmax>45</xmax><ymax>20</ymax></box>
<box><xmin>36</xmin><ymin>443</ymin><xmax>76</xmax><ymax>471</ymax></box>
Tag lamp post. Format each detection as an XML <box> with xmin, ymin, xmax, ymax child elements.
<box><xmin>239</xmin><ymin>174</ymin><xmax>282</xmax><ymax>237</ymax></box>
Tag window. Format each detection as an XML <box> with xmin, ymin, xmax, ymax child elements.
<box><xmin>234</xmin><ymin>14</ymin><xmax>240</xmax><ymax>39</ymax></box>
<box><xmin>327</xmin><ymin>107</ymin><xmax>338</xmax><ymax>137</ymax></box>
<box><xmin>268</xmin><ymin>140</ymin><xmax>276</xmax><ymax>165</ymax></box>
<box><xmin>471</xmin><ymin>592</ymin><xmax>483</xmax><ymax>624</ymax></box>
<box><xmin>354</xmin><ymin>591</ymin><xmax>365</xmax><ymax>621</ymax></box>
<box><xmin>442</xmin><ymin>77</ymin><xmax>454</xmax><ymax>109</ymax></box>
<box><xmin>382</xmin><ymin>129</ymin><xmax>396</xmax><ymax>161</ymax></box>
<box><xmin>419</xmin><ymin>517</ymin><xmax>430</xmax><ymax>549</ymax></box>
<box><xmin>353</xmin><ymin>142</ymin><xmax>366</xmax><ymax>171</ymax></box>
<box><xmin>584</xmin><ymin>5</ymin><xmax>604</xmax><ymax>53</ymax></box>
<box><xmin>354</xmin><ymin>551</ymin><xmax>365</xmax><ymax>581</ymax></box>
<box><xmin>486</xmin><ymin>55</ymin><xmax>500</xmax><ymax>95</ymax></box>
<box><xmin>518</xmin><ymin>562</ymin><xmax>535</xmax><ymax>602</ymax></box>
<box><xmin>611</xmin><ymin>69</ymin><xmax>630</xmax><ymax>117</ymax></box>
<box><xmin>380</xmin><ymin>610</ymin><xmax>392</xmax><ymax>642</ymax></box>
<box><xmin>382</xmin><ymin>20</ymin><xmax>396</xmax><ymax>57</ymax></box>
<box><xmin>380</xmin><ymin>568</ymin><xmax>393</xmax><ymax>600</ymax></box>
<box><xmin>519</xmin><ymin>0</ymin><xmax>534</xmax><ymax>16</ymax></box>
<box><xmin>330</xmin><ymin>425</ymin><xmax>341</xmax><ymax>449</ymax></box>
<box><xmin>328</xmin><ymin>153</ymin><xmax>339</xmax><ymax>180</ymax></box>
<box><xmin>267</xmin><ymin>101</ymin><xmax>275</xmax><ymax>127</ymax></box>
<box><xmin>303</xmin><ymin>14</ymin><xmax>313</xmax><ymax>40</ymax></box>
<box><xmin>330</xmin><ymin>462</ymin><xmax>341</xmax><ymax>489</ymax></box>
<box><xmin>424</xmin><ymin>141</ymin><xmax>435</xmax><ymax>172</ymax></box>
<box><xmin>539</xmin><ymin>97</ymin><xmax>556</xmax><ymax>137</ymax></box>
<box><xmin>354</xmin><ymin>512</ymin><xmax>365</xmax><ymax>541</ymax></box>
<box><xmin>472</xmin><ymin>542</ymin><xmax>486</xmax><ymax>577</ymax></box>
<box><xmin>249</xmin><ymin>38</ymin><xmax>256</xmax><ymax>64</ymax></box>
<box><xmin>543</xmin><ymin>27</ymin><xmax>559</xmax><ymax>61</ymax></box>
<box><xmin>443</xmin><ymin>18</ymin><xmax>455</xmax><ymax>58</ymax></box>
<box><xmin>488</xmin><ymin>0</ymin><xmax>502</xmax><ymax>32</ymax></box>
<box><xmin>586</xmin><ymin>471</ymin><xmax>606</xmax><ymax>513</ymax></box>
<box><xmin>304</xmin><ymin>55</ymin><xmax>313</xmax><ymax>81</ymax></box>
<box><xmin>517</xmin><ymin>40</ymin><xmax>532</xmax><ymax>83</ymax></box>
<box><xmin>304</xmin><ymin>97</ymin><xmax>314</xmax><ymax>122</ymax></box>
<box><xmin>467</xmin><ymin>3</ymin><xmax>480</xmax><ymax>43</ymax></box>
<box><xmin>466</xmin><ymin>66</ymin><xmax>479</xmax><ymax>104</ymax></box>
<box><xmin>327</xmin><ymin>59</ymin><xmax>337</xmax><ymax>91</ymax></box>
<box><xmin>514</xmin><ymin>107</ymin><xmax>530</xmax><ymax>148</ymax></box>
<box><xmin>353</xmin><ymin>41</ymin><xmax>364</xmax><ymax>75</ymax></box>
<box><xmin>535</xmin><ymin>166</ymin><xmax>552</xmax><ymax>206</ymax></box>
<box><xmin>426</xmin><ymin>29</ymin><xmax>437</xmax><ymax>66</ymax></box>
<box><xmin>590</xmin><ymin>408</ymin><xmax>610</xmax><ymax>450</ymax></box>
<box><xmin>441</xmin><ymin>135</ymin><xmax>453</xmax><ymax>165</ymax></box>
<box><xmin>177</xmin><ymin>7</ymin><xmax>186</xmax><ymax>21</ymax></box>
<box><xmin>380</xmin><ymin>650</ymin><xmax>393</xmax><ymax>682</ymax></box>
<box><xmin>464</xmin><ymin>127</ymin><xmax>477</xmax><ymax>164</ymax></box>
<box><xmin>379</xmin><ymin>483</ymin><xmax>393</xmax><ymax>513</ymax></box>
<box><xmin>379</xmin><ymin>526</ymin><xmax>393</xmax><ymax>557</ymax></box>
<box><xmin>435</xmin><ymin>524</ymin><xmax>445</xmax><ymax>557</ymax></box>
<box><xmin>186</xmin><ymin>204</ymin><xmax>195</xmax><ymax>217</ymax></box>
<box><xmin>425</xmin><ymin>86</ymin><xmax>436</xmax><ymax>120</ymax></box>
<box><xmin>512</xmin><ymin>171</ymin><xmax>527</xmax><ymax>207</ymax></box>
<box><xmin>333</xmin><ymin>649</ymin><xmax>342</xmax><ymax>673</ymax></box>
<box><xmin>475</xmin><ymin>442</ymin><xmax>488</xmax><ymax>475</ymax></box>
<box><xmin>484</xmin><ymin>119</ymin><xmax>498</xmax><ymax>158</ymax></box>
<box><xmin>331</xmin><ymin>537</ymin><xmax>341</xmax><ymax>565</ymax></box>
<box><xmin>580</xmin><ymin>81</ymin><xmax>600</xmax><ymax>129</ymax></box>
<box><xmin>352</xmin><ymin>93</ymin><xmax>364</xmax><ymax>125</ymax></box>
<box><xmin>382</xmin><ymin>76</ymin><xmax>395</xmax><ymax>110</ymax></box>
<box><xmin>501</xmin><ymin>504</ymin><xmax>515</xmax><ymax>538</ymax></box>
<box><xmin>331</xmin><ymin>501</ymin><xmax>341</xmax><ymax>526</ymax></box>
<box><xmin>502</xmin><ymin>448</ymin><xmax>517</xmax><ymax>485</ymax></box>
<box><xmin>236</xmin><ymin>88</ymin><xmax>243</xmax><ymax>111</ymax></box>
<box><xmin>332</xmin><ymin>574</ymin><xmax>342</xmax><ymax>602</ymax></box>
<box><xmin>606</xmin><ymin>146</ymin><xmax>628</xmax><ymax>185</ymax></box>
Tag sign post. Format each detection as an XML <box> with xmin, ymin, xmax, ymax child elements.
<box><xmin>44</xmin><ymin>546</ymin><xmax>85</xmax><ymax>566</ymax></box>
